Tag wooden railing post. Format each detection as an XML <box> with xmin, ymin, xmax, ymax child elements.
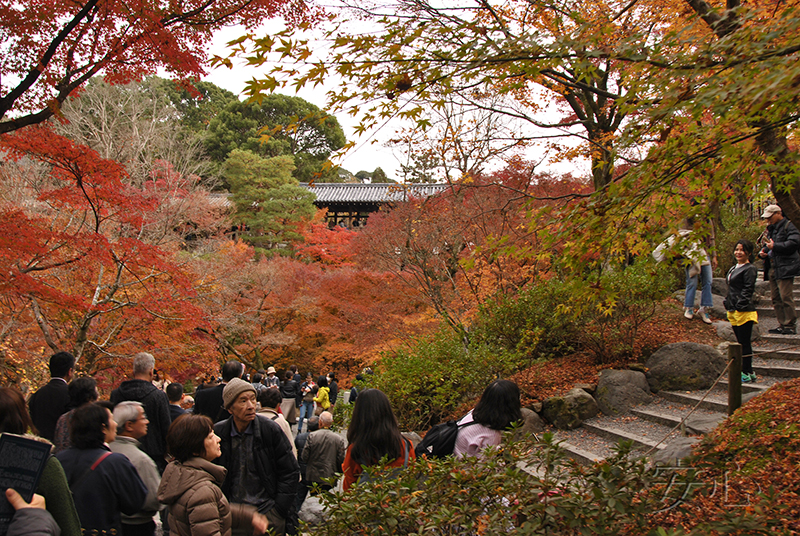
<box><xmin>728</xmin><ymin>343</ymin><xmax>742</xmax><ymax>415</ymax></box>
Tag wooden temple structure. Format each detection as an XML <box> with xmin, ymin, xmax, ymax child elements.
<box><xmin>300</xmin><ymin>183</ymin><xmax>448</xmax><ymax>229</ymax></box>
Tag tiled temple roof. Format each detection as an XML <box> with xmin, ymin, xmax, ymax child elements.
<box><xmin>300</xmin><ymin>183</ymin><xmax>448</xmax><ymax>204</ymax></box>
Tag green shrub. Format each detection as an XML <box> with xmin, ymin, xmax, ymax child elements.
<box><xmin>330</xmin><ymin>399</ymin><xmax>354</xmax><ymax>433</ymax></box>
<box><xmin>308</xmin><ymin>432</ymin><xmax>781</xmax><ymax>535</ymax></box>
<box><xmin>472</xmin><ymin>277</ymin><xmax>583</xmax><ymax>364</ymax></box>
<box><xmin>473</xmin><ymin>263</ymin><xmax>675</xmax><ymax>365</ymax></box>
<box><xmin>370</xmin><ymin>329</ymin><xmax>518</xmax><ymax>431</ymax></box>
<box><xmin>579</xmin><ymin>261</ymin><xmax>676</xmax><ymax>363</ymax></box>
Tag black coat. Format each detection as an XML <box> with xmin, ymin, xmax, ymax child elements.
<box><xmin>280</xmin><ymin>379</ymin><xmax>299</xmax><ymax>399</ymax></box>
<box><xmin>724</xmin><ymin>263</ymin><xmax>758</xmax><ymax>312</ymax></box>
<box><xmin>193</xmin><ymin>383</ymin><xmax>230</xmax><ymax>423</ymax></box>
<box><xmin>110</xmin><ymin>379</ymin><xmax>171</xmax><ymax>471</ymax></box>
<box><xmin>169</xmin><ymin>403</ymin><xmax>187</xmax><ymax>423</ymax></box>
<box><xmin>28</xmin><ymin>378</ymin><xmax>70</xmax><ymax>441</ymax></box>
<box><xmin>763</xmin><ymin>217</ymin><xmax>800</xmax><ymax>280</ymax></box>
<box><xmin>56</xmin><ymin>447</ymin><xmax>147</xmax><ymax>533</ymax></box>
<box><xmin>328</xmin><ymin>381</ymin><xmax>338</xmax><ymax>405</ymax></box>
<box><xmin>214</xmin><ymin>415</ymin><xmax>299</xmax><ymax>519</ymax></box>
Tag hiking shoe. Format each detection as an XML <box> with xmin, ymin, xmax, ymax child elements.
<box><xmin>768</xmin><ymin>327</ymin><xmax>786</xmax><ymax>334</ymax></box>
<box><xmin>699</xmin><ymin>307</ymin><xmax>712</xmax><ymax>324</ymax></box>
<box><xmin>742</xmin><ymin>372</ymin><xmax>754</xmax><ymax>383</ymax></box>
<box><xmin>684</xmin><ymin>308</ymin><xmax>694</xmax><ymax>320</ymax></box>
<box><xmin>748</xmin><ymin>372</ymin><xmax>758</xmax><ymax>382</ymax></box>
<box><xmin>784</xmin><ymin>326</ymin><xmax>796</xmax><ymax>335</ymax></box>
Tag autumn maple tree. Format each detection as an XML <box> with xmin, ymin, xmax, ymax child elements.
<box><xmin>0</xmin><ymin>0</ymin><xmax>313</xmax><ymax>134</ymax></box>
<box><xmin>0</xmin><ymin>126</ymin><xmax>221</xmax><ymax>376</ymax></box>
<box><xmin>226</xmin><ymin>0</ymin><xmax>799</xmax><ymax>272</ymax></box>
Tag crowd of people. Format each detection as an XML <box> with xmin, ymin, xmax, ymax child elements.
<box><xmin>4</xmin><ymin>352</ymin><xmax>522</xmax><ymax>536</ymax></box>
<box><xmin>0</xmin><ymin>348</ymin><xmax>522</xmax><ymax>536</ymax></box>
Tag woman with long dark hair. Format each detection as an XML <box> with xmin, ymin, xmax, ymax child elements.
<box><xmin>157</xmin><ymin>414</ymin><xmax>268</xmax><ymax>536</ymax></box>
<box><xmin>0</xmin><ymin>387</ymin><xmax>81</xmax><ymax>536</ymax></box>
<box><xmin>454</xmin><ymin>379</ymin><xmax>522</xmax><ymax>459</ymax></box>
<box><xmin>724</xmin><ymin>239</ymin><xmax>759</xmax><ymax>382</ymax></box>
<box><xmin>342</xmin><ymin>389</ymin><xmax>414</xmax><ymax>491</ymax></box>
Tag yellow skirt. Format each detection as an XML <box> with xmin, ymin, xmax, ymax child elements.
<box><xmin>727</xmin><ymin>310</ymin><xmax>758</xmax><ymax>327</ymax></box>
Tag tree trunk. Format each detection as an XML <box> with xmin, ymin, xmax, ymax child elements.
<box><xmin>755</xmin><ymin>122</ymin><xmax>800</xmax><ymax>224</ymax></box>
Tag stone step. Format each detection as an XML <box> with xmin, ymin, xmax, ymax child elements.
<box><xmin>756</xmin><ymin>306</ymin><xmax>776</xmax><ymax>317</ymax></box>
<box><xmin>629</xmin><ymin>408</ymin><xmax>683</xmax><ymax>428</ymax></box>
<box><xmin>753</xmin><ymin>347</ymin><xmax>800</xmax><ymax>360</ymax></box>
<box><xmin>717</xmin><ymin>379</ymin><xmax>769</xmax><ymax>394</ymax></box>
<box><xmin>755</xmin><ymin>334</ymin><xmax>800</xmax><ymax>345</ymax></box>
<box><xmin>580</xmin><ymin>422</ymin><xmax>667</xmax><ymax>451</ymax></box>
<box><xmin>752</xmin><ymin>364</ymin><xmax>800</xmax><ymax>377</ymax></box>
<box><xmin>560</xmin><ymin>441</ymin><xmax>603</xmax><ymax>466</ymax></box>
<box><xmin>656</xmin><ymin>390</ymin><xmax>729</xmax><ymax>413</ymax></box>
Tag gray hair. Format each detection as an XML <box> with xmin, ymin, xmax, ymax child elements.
<box><xmin>113</xmin><ymin>401</ymin><xmax>143</xmax><ymax>433</ymax></box>
<box><xmin>319</xmin><ymin>411</ymin><xmax>333</xmax><ymax>427</ymax></box>
<box><xmin>132</xmin><ymin>352</ymin><xmax>155</xmax><ymax>376</ymax></box>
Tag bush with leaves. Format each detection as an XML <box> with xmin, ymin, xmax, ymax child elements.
<box><xmin>472</xmin><ymin>277</ymin><xmax>583</xmax><ymax>365</ymax></box>
<box><xmin>578</xmin><ymin>262</ymin><xmax>677</xmax><ymax>363</ymax></box>
<box><xmin>309</xmin><ymin>432</ymin><xmax>783</xmax><ymax>536</ymax></box>
<box><xmin>370</xmin><ymin>329</ymin><xmax>519</xmax><ymax>431</ymax></box>
<box><xmin>473</xmin><ymin>262</ymin><xmax>675</xmax><ymax>365</ymax></box>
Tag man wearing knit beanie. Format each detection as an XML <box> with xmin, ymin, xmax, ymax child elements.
<box><xmin>214</xmin><ymin>378</ymin><xmax>299</xmax><ymax>536</ymax></box>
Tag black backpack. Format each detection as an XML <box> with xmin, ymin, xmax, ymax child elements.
<box><xmin>414</xmin><ymin>419</ymin><xmax>478</xmax><ymax>459</ymax></box>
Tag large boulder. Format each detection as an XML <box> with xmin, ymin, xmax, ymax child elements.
<box><xmin>711</xmin><ymin>277</ymin><xmax>728</xmax><ymax>297</ymax></box>
<box><xmin>683</xmin><ymin>413</ymin><xmax>725</xmax><ymax>436</ymax></box>
<box><xmin>594</xmin><ymin>369</ymin><xmax>653</xmax><ymax>415</ymax></box>
<box><xmin>520</xmin><ymin>407</ymin><xmax>545</xmax><ymax>436</ymax></box>
<box><xmin>541</xmin><ymin>388</ymin><xmax>599</xmax><ymax>430</ymax></box>
<box><xmin>708</xmin><ymin>294</ymin><xmax>728</xmax><ymax>321</ymax></box>
<box><xmin>652</xmin><ymin>437</ymin><xmax>699</xmax><ymax>466</ymax></box>
<box><xmin>715</xmin><ymin>321</ymin><xmax>762</xmax><ymax>343</ymax></box>
<box><xmin>299</xmin><ymin>496</ymin><xmax>328</xmax><ymax>526</ymax></box>
<box><xmin>645</xmin><ymin>342</ymin><xmax>726</xmax><ymax>392</ymax></box>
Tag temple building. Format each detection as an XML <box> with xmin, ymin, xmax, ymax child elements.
<box><xmin>301</xmin><ymin>182</ymin><xmax>448</xmax><ymax>228</ymax></box>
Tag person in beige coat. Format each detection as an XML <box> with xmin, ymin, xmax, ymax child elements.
<box><xmin>257</xmin><ymin>388</ymin><xmax>297</xmax><ymax>459</ymax></box>
<box><xmin>157</xmin><ymin>415</ymin><xmax>267</xmax><ymax>536</ymax></box>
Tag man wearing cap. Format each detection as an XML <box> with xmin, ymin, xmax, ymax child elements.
<box><xmin>759</xmin><ymin>204</ymin><xmax>800</xmax><ymax>334</ymax></box>
<box><xmin>214</xmin><ymin>378</ymin><xmax>299</xmax><ymax>536</ymax></box>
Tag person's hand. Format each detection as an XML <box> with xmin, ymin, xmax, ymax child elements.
<box><xmin>251</xmin><ymin>512</ymin><xmax>268</xmax><ymax>535</ymax></box>
<box><xmin>5</xmin><ymin>489</ymin><xmax>46</xmax><ymax>510</ymax></box>
<box><xmin>767</xmin><ymin>238</ymin><xmax>775</xmax><ymax>250</ymax></box>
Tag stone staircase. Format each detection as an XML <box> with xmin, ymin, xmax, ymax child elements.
<box><xmin>553</xmin><ymin>313</ymin><xmax>800</xmax><ymax>465</ymax></box>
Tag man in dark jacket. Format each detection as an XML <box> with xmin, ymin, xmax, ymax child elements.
<box><xmin>194</xmin><ymin>359</ymin><xmax>243</xmax><ymax>422</ymax></box>
<box><xmin>759</xmin><ymin>204</ymin><xmax>800</xmax><ymax>334</ymax></box>
<box><xmin>110</xmin><ymin>352</ymin><xmax>171</xmax><ymax>472</ymax></box>
<box><xmin>29</xmin><ymin>351</ymin><xmax>74</xmax><ymax>441</ymax></box>
<box><xmin>214</xmin><ymin>378</ymin><xmax>299</xmax><ymax>536</ymax></box>
<box><xmin>294</xmin><ymin>416</ymin><xmax>319</xmax><ymax>513</ymax></box>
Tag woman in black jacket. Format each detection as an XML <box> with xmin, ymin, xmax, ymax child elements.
<box><xmin>724</xmin><ymin>239</ymin><xmax>759</xmax><ymax>382</ymax></box>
